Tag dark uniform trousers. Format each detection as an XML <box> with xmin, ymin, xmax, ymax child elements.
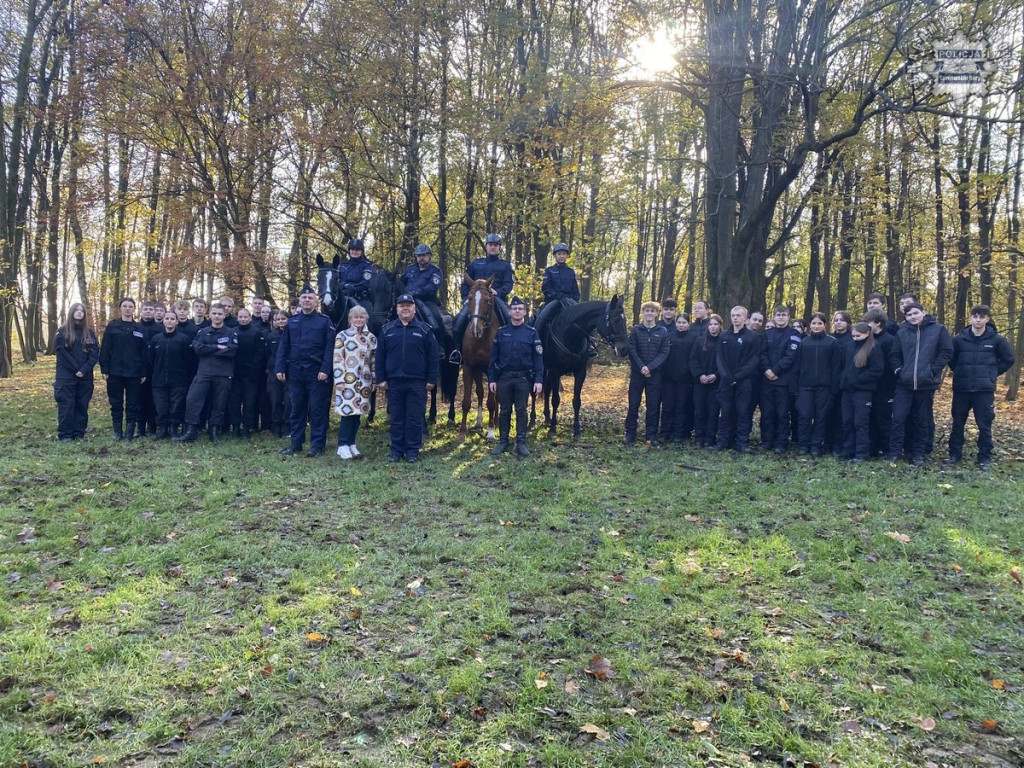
<box><xmin>889</xmin><ymin>386</ymin><xmax>935</xmax><ymax>461</ymax></box>
<box><xmin>106</xmin><ymin>375</ymin><xmax>141</xmax><ymax>425</ymax></box>
<box><xmin>870</xmin><ymin>388</ymin><xmax>894</xmax><ymax>457</ymax></box>
<box><xmin>693</xmin><ymin>381</ymin><xmax>719</xmax><ymax>446</ymax></box>
<box><xmin>229</xmin><ymin>376</ymin><xmax>261</xmax><ymax>429</ymax></box>
<box><xmin>55</xmin><ymin>377</ymin><xmax>94</xmax><ymax>439</ymax></box>
<box><xmin>185</xmin><ymin>373</ymin><xmax>232</xmax><ymax>427</ymax></box>
<box><xmin>153</xmin><ymin>386</ymin><xmax>188</xmax><ymax>430</ymax></box>
<box><xmin>287</xmin><ymin>371</ymin><xmax>330</xmax><ymax>451</ymax></box>
<box><xmin>797</xmin><ymin>387</ymin><xmax>832</xmax><ymax>452</ymax></box>
<box><xmin>659</xmin><ymin>379</ymin><xmax>693</xmax><ymax>441</ymax></box>
<box><xmin>267</xmin><ymin>371</ymin><xmax>290</xmax><ymax>435</ymax></box>
<box><xmin>841</xmin><ymin>391</ymin><xmax>873</xmax><ymax>460</ymax></box>
<box><xmin>625</xmin><ymin>370</ymin><xmax>663</xmax><ymax>441</ymax></box>
<box><xmin>949</xmin><ymin>390</ymin><xmax>994</xmax><ymax>462</ymax></box>
<box><xmin>760</xmin><ymin>384</ymin><xmax>792</xmax><ymax>451</ymax></box>
<box><xmin>717</xmin><ymin>378</ymin><xmax>753</xmax><ymax>449</ymax></box>
<box><xmin>498</xmin><ymin>372</ymin><xmax>532</xmax><ymax>440</ymax></box>
<box><xmin>387</xmin><ymin>379</ymin><xmax>427</xmax><ymax>457</ymax></box>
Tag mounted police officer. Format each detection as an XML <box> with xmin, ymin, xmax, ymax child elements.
<box><xmin>533</xmin><ymin>242</ymin><xmax>580</xmax><ymax>342</ymax></box>
<box><xmin>489</xmin><ymin>297</ymin><xmax>544</xmax><ymax>457</ymax></box>
<box><xmin>450</xmin><ymin>233</ymin><xmax>514</xmax><ymax>364</ymax></box>
<box><xmin>338</xmin><ymin>238</ymin><xmax>375</xmax><ymax>306</ymax></box>
<box><xmin>402</xmin><ymin>244</ymin><xmax>446</xmax><ymax>340</ymax></box>
<box><xmin>274</xmin><ymin>283</ymin><xmax>336</xmax><ymax>457</ymax></box>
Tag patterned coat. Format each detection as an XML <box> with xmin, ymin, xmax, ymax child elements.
<box><xmin>333</xmin><ymin>327</ymin><xmax>376</xmax><ymax>416</ymax></box>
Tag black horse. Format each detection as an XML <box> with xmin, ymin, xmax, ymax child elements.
<box><xmin>532</xmin><ymin>296</ymin><xmax>629</xmax><ymax>439</ymax></box>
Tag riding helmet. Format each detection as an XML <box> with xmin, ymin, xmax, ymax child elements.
<box><xmin>553</xmin><ymin>243</ymin><xmax>569</xmax><ymax>254</ymax></box>
<box><xmin>414</xmin><ymin>244</ymin><xmax>432</xmax><ymax>256</ymax></box>
<box><xmin>485</xmin><ymin>233</ymin><xmax>503</xmax><ymax>245</ymax></box>
<box><xmin>348</xmin><ymin>238</ymin><xmax>365</xmax><ymax>252</ymax></box>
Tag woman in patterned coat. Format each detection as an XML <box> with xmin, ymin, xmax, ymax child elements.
<box><xmin>333</xmin><ymin>305</ymin><xmax>376</xmax><ymax>460</ymax></box>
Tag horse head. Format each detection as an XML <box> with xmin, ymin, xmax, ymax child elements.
<box><xmin>366</xmin><ymin>268</ymin><xmax>399</xmax><ymax>335</ymax></box>
<box><xmin>463</xmin><ymin>274</ymin><xmax>495</xmax><ymax>340</ymax></box>
<box><xmin>600</xmin><ymin>295</ymin><xmax>629</xmax><ymax>357</ymax></box>
<box><xmin>316</xmin><ymin>253</ymin><xmax>341</xmax><ymax>311</ymax></box>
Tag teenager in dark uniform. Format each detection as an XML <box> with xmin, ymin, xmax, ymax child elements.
<box><xmin>887</xmin><ymin>303</ymin><xmax>952</xmax><ymax>466</ymax></box>
<box><xmin>690</xmin><ymin>300</ymin><xmax>710</xmax><ymax>337</ymax></box>
<box><xmin>691</xmin><ymin>313</ymin><xmax>722</xmax><ymax>447</ymax></box>
<box><xmin>660</xmin><ymin>314</ymin><xmax>696</xmax><ymax>443</ymax></box>
<box><xmin>137</xmin><ymin>300</ymin><xmax>162</xmax><ymax>437</ymax></box>
<box><xmin>624</xmin><ymin>301</ymin><xmax>670</xmax><ymax>446</ymax></box>
<box><xmin>149</xmin><ymin>310</ymin><xmax>194</xmax><ymax>439</ymax></box>
<box><xmin>824</xmin><ymin>310</ymin><xmax>853</xmax><ymax>454</ymax></box>
<box><xmin>795</xmin><ymin>313</ymin><xmax>841</xmax><ymax>456</ymax></box>
<box><xmin>99</xmin><ymin>297</ymin><xmax>148</xmax><ymax>441</ymax></box>
<box><xmin>945</xmin><ymin>305</ymin><xmax>1015</xmax><ymax>470</ymax></box>
<box><xmin>759</xmin><ymin>305</ymin><xmax>801</xmax><ymax>454</ymax></box>
<box><xmin>264</xmin><ymin>310</ymin><xmax>290</xmax><ymax>438</ymax></box>
<box><xmin>863</xmin><ymin>309</ymin><xmax>896</xmax><ymax>457</ymax></box>
<box><xmin>489</xmin><ymin>297</ymin><xmax>544</xmax><ymax>457</ymax></box>
<box><xmin>715</xmin><ymin>306</ymin><xmax>761</xmax><ymax>453</ymax></box>
<box><xmin>228</xmin><ymin>308</ymin><xmax>266</xmax><ymax>439</ymax></box>
<box><xmin>376</xmin><ymin>293</ymin><xmax>439</xmax><ymax>463</ymax></box>
<box><xmin>54</xmin><ymin>303</ymin><xmax>99</xmax><ymax>441</ymax></box>
<box><xmin>839</xmin><ymin>322</ymin><xmax>884</xmax><ymax>461</ymax></box>
<box><xmin>275</xmin><ymin>285</ymin><xmax>336</xmax><ymax>457</ymax></box>
<box><xmin>175</xmin><ymin>302</ymin><xmax>238</xmax><ymax>443</ymax></box>
<box><xmin>338</xmin><ymin>238</ymin><xmax>375</xmax><ymax>303</ymax></box>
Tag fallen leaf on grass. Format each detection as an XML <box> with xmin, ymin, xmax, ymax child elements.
<box><xmin>910</xmin><ymin>716</ymin><xmax>936</xmax><ymax>731</ymax></box>
<box><xmin>1011</xmin><ymin>566</ymin><xmax>1022</xmax><ymax>586</ymax></box>
<box><xmin>564</xmin><ymin>680</ymin><xmax>580</xmax><ymax>694</ymax></box>
<box><xmin>236</xmin><ymin>685</ymin><xmax>250</xmax><ymax>698</ymax></box>
<box><xmin>950</xmin><ymin>563</ymin><xmax>962</xmax><ymax>573</ymax></box>
<box><xmin>395</xmin><ymin>733</ymin><xmax>418</xmax><ymax>747</ymax></box>
<box><xmin>779</xmin><ymin>697</ymin><xmax>790</xmax><ymax>711</ymax></box>
<box><xmin>349</xmin><ymin>586</ymin><xmax>362</xmax><ymax>597</ymax></box>
<box><xmin>692</xmin><ymin>718</ymin><xmax>711</xmax><ymax>733</ymax></box>
<box><xmin>991</xmin><ymin>679</ymin><xmax>1006</xmax><ymax>691</ymax></box>
<box><xmin>884</xmin><ymin>531</ymin><xmax>911</xmax><ymax>544</ymax></box>
<box><xmin>452</xmin><ymin>760</ymin><xmax>473</xmax><ymax>768</ymax></box>
<box><xmin>980</xmin><ymin>719</ymin><xmax>999</xmax><ymax>732</ymax></box>
<box><xmin>585</xmin><ymin>654</ymin><xmax>616</xmax><ymax>679</ymax></box>
<box><xmin>841</xmin><ymin>720</ymin><xmax>861</xmax><ymax>733</ymax></box>
<box><xmin>15</xmin><ymin>526</ymin><xmax>36</xmax><ymax>543</ymax></box>
<box><xmin>534</xmin><ymin>678</ymin><xmax>549</xmax><ymax>689</ymax></box>
<box><xmin>579</xmin><ymin>723</ymin><xmax>610</xmax><ymax>741</ymax></box>
<box><xmin>306</xmin><ymin>632</ymin><xmax>326</xmax><ymax>645</ymax></box>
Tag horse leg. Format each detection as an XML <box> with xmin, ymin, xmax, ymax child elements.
<box><xmin>543</xmin><ymin>372</ymin><xmax>553</xmax><ymax>427</ymax></box>
<box><xmin>550</xmin><ymin>377</ymin><xmax>560</xmax><ymax>436</ymax></box>
<box><xmin>475</xmin><ymin>373</ymin><xmax>484</xmax><ymax>431</ymax></box>
<box><xmin>459</xmin><ymin>365</ymin><xmax>472</xmax><ymax>442</ymax></box>
<box><xmin>367</xmin><ymin>389</ymin><xmax>376</xmax><ymax>423</ymax></box>
<box><xmin>486</xmin><ymin>385</ymin><xmax>498</xmax><ymax>440</ymax></box>
<box><xmin>529</xmin><ymin>388</ymin><xmax>536</xmax><ymax>429</ymax></box>
<box><xmin>572</xmin><ymin>369</ymin><xmax>586</xmax><ymax>440</ymax></box>
<box><xmin>428</xmin><ymin>386</ymin><xmax>437</xmax><ymax>425</ymax></box>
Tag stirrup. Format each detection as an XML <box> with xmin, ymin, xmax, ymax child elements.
<box><xmin>449</xmin><ymin>350</ymin><xmax>462</xmax><ymax>365</ymax></box>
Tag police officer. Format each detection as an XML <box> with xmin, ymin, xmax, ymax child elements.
<box><xmin>377</xmin><ymin>293</ymin><xmax>440</xmax><ymax>463</ymax></box>
<box><xmin>402</xmin><ymin>244</ymin><xmax>446</xmax><ymax>336</ymax></box>
<box><xmin>489</xmin><ymin>297</ymin><xmax>544</xmax><ymax>457</ymax></box>
<box><xmin>450</xmin><ymin>233</ymin><xmax>514</xmax><ymax>364</ymax></box>
<box><xmin>338</xmin><ymin>238</ymin><xmax>374</xmax><ymax>304</ymax></box>
<box><xmin>175</xmin><ymin>302</ymin><xmax>238</xmax><ymax>443</ymax></box>
<box><xmin>534</xmin><ymin>242</ymin><xmax>580</xmax><ymax>341</ymax></box>
<box><xmin>275</xmin><ymin>284</ymin><xmax>336</xmax><ymax>457</ymax></box>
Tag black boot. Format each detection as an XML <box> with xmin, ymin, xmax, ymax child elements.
<box><xmin>124</xmin><ymin>421</ymin><xmax>136</xmax><ymax>442</ymax></box>
<box><xmin>241</xmin><ymin>426</ymin><xmax>250</xmax><ymax>440</ymax></box>
<box><xmin>491</xmin><ymin>439</ymin><xmax>510</xmax><ymax>456</ymax></box>
<box><xmin>209</xmin><ymin>426</ymin><xmax>221</xmax><ymax>443</ymax></box>
<box><xmin>153</xmin><ymin>426</ymin><xmax>170</xmax><ymax>440</ymax></box>
<box><xmin>174</xmin><ymin>424</ymin><xmax>199</xmax><ymax>443</ymax></box>
<box><xmin>137</xmin><ymin>423</ymin><xmax>148</xmax><ymax>438</ymax></box>
<box><xmin>515</xmin><ymin>437</ymin><xmax>530</xmax><ymax>457</ymax></box>
<box><xmin>112</xmin><ymin>416</ymin><xmax>124</xmax><ymax>441</ymax></box>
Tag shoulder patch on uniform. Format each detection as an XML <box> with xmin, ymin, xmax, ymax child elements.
<box><xmin>535</xmin><ymin>343</ymin><xmax>543</xmax><ymax>355</ymax></box>
<box><xmin>432</xmin><ymin>275</ymin><xmax>441</xmax><ymax>284</ymax></box>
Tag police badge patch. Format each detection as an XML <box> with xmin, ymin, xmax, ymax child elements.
<box><xmin>535</xmin><ymin>343</ymin><xmax>543</xmax><ymax>355</ymax></box>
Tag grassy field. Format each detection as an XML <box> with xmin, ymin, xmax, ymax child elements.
<box><xmin>1</xmin><ymin>360</ymin><xmax>1022</xmax><ymax>767</ymax></box>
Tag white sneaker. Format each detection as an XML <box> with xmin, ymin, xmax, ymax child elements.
<box><xmin>349</xmin><ymin>444</ymin><xmax>361</xmax><ymax>458</ymax></box>
<box><xmin>337</xmin><ymin>445</ymin><xmax>352</xmax><ymax>460</ymax></box>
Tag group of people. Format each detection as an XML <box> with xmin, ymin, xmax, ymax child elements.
<box><xmin>623</xmin><ymin>293</ymin><xmax>1015</xmax><ymax>469</ymax></box>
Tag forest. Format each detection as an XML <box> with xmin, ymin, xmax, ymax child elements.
<box><xmin>1</xmin><ymin>0</ymin><xmax>1022</xmax><ymax>383</ymax></box>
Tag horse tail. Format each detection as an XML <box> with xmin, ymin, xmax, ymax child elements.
<box><xmin>441</xmin><ymin>356</ymin><xmax>458</xmax><ymax>404</ymax></box>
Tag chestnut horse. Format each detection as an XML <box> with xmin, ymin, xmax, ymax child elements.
<box><xmin>459</xmin><ymin>275</ymin><xmax>499</xmax><ymax>441</ymax></box>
